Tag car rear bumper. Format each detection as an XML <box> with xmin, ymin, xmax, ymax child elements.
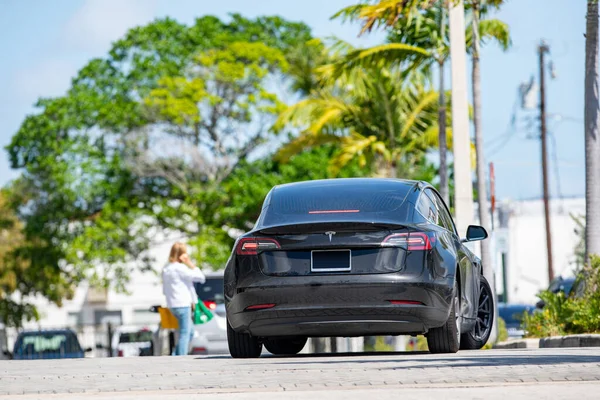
<box><xmin>227</xmin><ymin>274</ymin><xmax>454</xmax><ymax>337</ymax></box>
<box><xmin>189</xmin><ymin>317</ymin><xmax>228</xmax><ymax>355</ymax></box>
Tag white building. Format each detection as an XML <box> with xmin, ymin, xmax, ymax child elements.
<box><xmin>490</xmin><ymin>197</ymin><xmax>585</xmax><ymax>305</ymax></box>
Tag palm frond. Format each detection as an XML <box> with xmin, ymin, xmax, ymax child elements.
<box><xmin>329</xmin><ymin>133</ymin><xmax>388</xmax><ymax>176</ymax></box>
<box><xmin>479</xmin><ymin>19</ymin><xmax>511</xmax><ymax>51</ymax></box>
<box><xmin>275</xmin><ymin>133</ymin><xmax>340</xmax><ymax>163</ymax></box>
<box><xmin>331</xmin><ymin>4</ymin><xmax>370</xmax><ymax>24</ymax></box>
<box><xmin>399</xmin><ymin>90</ymin><xmax>439</xmax><ymax>140</ymax></box>
<box><xmin>327</xmin><ymin>43</ymin><xmax>432</xmax><ymax>81</ymax></box>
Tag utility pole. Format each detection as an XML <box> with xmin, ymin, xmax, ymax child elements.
<box><xmin>448</xmin><ymin>0</ymin><xmax>474</xmax><ymax>236</ymax></box>
<box><xmin>539</xmin><ymin>40</ymin><xmax>554</xmax><ymax>282</ymax></box>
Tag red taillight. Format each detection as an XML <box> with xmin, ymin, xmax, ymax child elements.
<box><xmin>117</xmin><ymin>349</ymin><xmax>124</xmax><ymax>357</ymax></box>
<box><xmin>382</xmin><ymin>232</ymin><xmax>434</xmax><ymax>251</ymax></box>
<box><xmin>235</xmin><ymin>238</ymin><xmax>280</xmax><ymax>255</ymax></box>
<box><xmin>191</xmin><ymin>347</ymin><xmax>207</xmax><ymax>354</ymax></box>
<box><xmin>388</xmin><ymin>300</ymin><xmax>424</xmax><ymax>305</ymax></box>
<box><xmin>203</xmin><ymin>300</ymin><xmax>217</xmax><ymax>310</ymax></box>
<box><xmin>245</xmin><ymin>303</ymin><xmax>276</xmax><ymax>311</ymax></box>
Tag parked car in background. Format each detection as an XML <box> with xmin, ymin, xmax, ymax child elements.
<box><xmin>10</xmin><ymin>329</ymin><xmax>90</xmax><ymax>360</ymax></box>
<box><xmin>111</xmin><ymin>326</ymin><xmax>155</xmax><ymax>357</ymax></box>
<box><xmin>189</xmin><ymin>271</ymin><xmax>228</xmax><ymax>355</ymax></box>
<box><xmin>498</xmin><ymin>303</ymin><xmax>535</xmax><ymax>338</ymax></box>
<box><xmin>536</xmin><ymin>276</ymin><xmax>585</xmax><ymax>309</ymax></box>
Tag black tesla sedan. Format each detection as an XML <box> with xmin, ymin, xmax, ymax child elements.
<box><xmin>224</xmin><ymin>178</ymin><xmax>493</xmax><ymax>357</ymax></box>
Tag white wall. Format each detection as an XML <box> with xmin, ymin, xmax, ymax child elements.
<box><xmin>498</xmin><ymin>197</ymin><xmax>584</xmax><ymax>305</ymax></box>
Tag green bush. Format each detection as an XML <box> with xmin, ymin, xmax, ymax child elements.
<box><xmin>523</xmin><ymin>255</ymin><xmax>600</xmax><ymax>337</ymax></box>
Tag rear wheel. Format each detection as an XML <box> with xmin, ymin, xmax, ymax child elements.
<box><xmin>460</xmin><ymin>276</ymin><xmax>494</xmax><ymax>350</ymax></box>
<box><xmin>264</xmin><ymin>337</ymin><xmax>307</xmax><ymax>355</ymax></box>
<box><xmin>427</xmin><ymin>283</ymin><xmax>460</xmax><ymax>354</ymax></box>
<box><xmin>227</xmin><ymin>321</ymin><xmax>262</xmax><ymax>358</ymax></box>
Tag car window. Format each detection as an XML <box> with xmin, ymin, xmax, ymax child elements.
<box><xmin>194</xmin><ymin>277</ymin><xmax>224</xmax><ymax>304</ymax></box>
<box><xmin>118</xmin><ymin>330</ymin><xmax>153</xmax><ymax>344</ymax></box>
<box><xmin>15</xmin><ymin>332</ymin><xmax>82</xmax><ymax>355</ymax></box>
<box><xmin>427</xmin><ymin>189</ymin><xmax>456</xmax><ymax>234</ymax></box>
<box><xmin>260</xmin><ymin>180</ymin><xmax>414</xmax><ymax>228</ymax></box>
<box><xmin>417</xmin><ymin>191</ymin><xmax>438</xmax><ymax>224</ymax></box>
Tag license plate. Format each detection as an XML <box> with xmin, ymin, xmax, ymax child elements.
<box><xmin>311</xmin><ymin>250</ymin><xmax>351</xmax><ymax>272</ymax></box>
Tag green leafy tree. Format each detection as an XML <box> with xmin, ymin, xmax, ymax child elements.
<box><xmin>4</xmin><ymin>15</ymin><xmax>315</xmax><ymax>322</ymax></box>
<box><xmin>274</xmin><ymin>40</ymin><xmax>450</xmax><ymax>179</ymax></box>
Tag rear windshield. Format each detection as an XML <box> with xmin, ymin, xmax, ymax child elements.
<box><xmin>194</xmin><ymin>277</ymin><xmax>224</xmax><ymax>303</ymax></box>
<box><xmin>14</xmin><ymin>332</ymin><xmax>81</xmax><ymax>355</ymax></box>
<box><xmin>259</xmin><ymin>180</ymin><xmax>414</xmax><ymax>228</ymax></box>
<box><xmin>119</xmin><ymin>330</ymin><xmax>153</xmax><ymax>344</ymax></box>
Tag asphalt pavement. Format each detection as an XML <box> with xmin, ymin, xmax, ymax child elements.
<box><xmin>1</xmin><ymin>348</ymin><xmax>599</xmax><ymax>399</ymax></box>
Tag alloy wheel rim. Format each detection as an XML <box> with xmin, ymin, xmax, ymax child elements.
<box><xmin>454</xmin><ymin>291</ymin><xmax>461</xmax><ymax>343</ymax></box>
<box><xmin>473</xmin><ymin>283</ymin><xmax>493</xmax><ymax>341</ymax></box>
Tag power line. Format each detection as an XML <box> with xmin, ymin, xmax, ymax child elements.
<box><xmin>486</xmin><ymin>93</ymin><xmax>521</xmax><ymax>158</ymax></box>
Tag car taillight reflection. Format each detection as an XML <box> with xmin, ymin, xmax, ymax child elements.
<box><xmin>203</xmin><ymin>300</ymin><xmax>217</xmax><ymax>310</ymax></box>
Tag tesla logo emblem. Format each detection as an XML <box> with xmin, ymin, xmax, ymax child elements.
<box><xmin>325</xmin><ymin>231</ymin><xmax>336</xmax><ymax>242</ymax></box>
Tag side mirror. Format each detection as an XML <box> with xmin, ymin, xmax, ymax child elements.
<box><xmin>84</xmin><ymin>347</ymin><xmax>93</xmax><ymax>353</ymax></box>
<box><xmin>2</xmin><ymin>350</ymin><xmax>12</xmax><ymax>359</ymax></box>
<box><xmin>463</xmin><ymin>225</ymin><xmax>488</xmax><ymax>242</ymax></box>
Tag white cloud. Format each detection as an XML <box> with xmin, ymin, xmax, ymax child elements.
<box><xmin>13</xmin><ymin>59</ymin><xmax>79</xmax><ymax>102</ymax></box>
<box><xmin>62</xmin><ymin>0</ymin><xmax>159</xmax><ymax>51</ymax></box>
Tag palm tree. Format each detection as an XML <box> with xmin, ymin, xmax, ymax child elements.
<box><xmin>585</xmin><ymin>0</ymin><xmax>600</xmax><ymax>263</ymax></box>
<box><xmin>333</xmin><ymin>1</ymin><xmax>509</xmax><ymax>205</ymax></box>
<box><xmin>274</xmin><ymin>42</ymin><xmax>448</xmax><ymax>178</ymax></box>
<box><xmin>469</xmin><ymin>0</ymin><xmax>510</xmax><ymax>302</ymax></box>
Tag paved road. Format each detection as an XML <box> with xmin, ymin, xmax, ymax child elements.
<box><xmin>1</xmin><ymin>348</ymin><xmax>599</xmax><ymax>399</ymax></box>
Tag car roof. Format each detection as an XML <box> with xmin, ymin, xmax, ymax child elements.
<box><xmin>19</xmin><ymin>329</ymin><xmax>76</xmax><ymax>335</ymax></box>
<box><xmin>114</xmin><ymin>325</ymin><xmax>154</xmax><ymax>333</ymax></box>
<box><xmin>204</xmin><ymin>270</ymin><xmax>224</xmax><ymax>278</ymax></box>
<box><xmin>274</xmin><ymin>178</ymin><xmax>421</xmax><ymax>191</ymax></box>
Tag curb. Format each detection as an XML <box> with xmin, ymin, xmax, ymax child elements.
<box><xmin>493</xmin><ymin>338</ymin><xmax>539</xmax><ymax>349</ymax></box>
<box><xmin>539</xmin><ymin>334</ymin><xmax>600</xmax><ymax>348</ymax></box>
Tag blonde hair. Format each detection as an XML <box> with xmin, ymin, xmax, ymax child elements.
<box><xmin>168</xmin><ymin>242</ymin><xmax>188</xmax><ymax>263</ymax></box>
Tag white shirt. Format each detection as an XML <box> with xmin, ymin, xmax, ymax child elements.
<box><xmin>162</xmin><ymin>262</ymin><xmax>206</xmax><ymax>308</ymax></box>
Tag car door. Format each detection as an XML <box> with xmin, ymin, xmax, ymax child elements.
<box><xmin>426</xmin><ymin>189</ymin><xmax>478</xmax><ymax>321</ymax></box>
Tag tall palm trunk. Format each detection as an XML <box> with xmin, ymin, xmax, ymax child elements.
<box><xmin>438</xmin><ymin>61</ymin><xmax>448</xmax><ymax>203</ymax></box>
<box><xmin>585</xmin><ymin>0</ymin><xmax>600</xmax><ymax>263</ymax></box>
<box><xmin>471</xmin><ymin>2</ymin><xmax>493</xmax><ymax>282</ymax></box>
<box><xmin>438</xmin><ymin>5</ymin><xmax>449</xmax><ymax>204</ymax></box>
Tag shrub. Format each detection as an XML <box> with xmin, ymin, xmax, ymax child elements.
<box><xmin>523</xmin><ymin>255</ymin><xmax>600</xmax><ymax>337</ymax></box>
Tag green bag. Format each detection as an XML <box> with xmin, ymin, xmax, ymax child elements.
<box><xmin>193</xmin><ymin>300</ymin><xmax>214</xmax><ymax>325</ymax></box>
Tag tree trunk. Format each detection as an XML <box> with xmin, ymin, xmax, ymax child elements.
<box><xmin>585</xmin><ymin>0</ymin><xmax>600</xmax><ymax>262</ymax></box>
<box><xmin>438</xmin><ymin>6</ymin><xmax>449</xmax><ymax>204</ymax></box>
<box><xmin>471</xmin><ymin>2</ymin><xmax>493</xmax><ymax>280</ymax></box>
<box><xmin>448</xmin><ymin>0</ymin><xmax>474</xmax><ymax>237</ymax></box>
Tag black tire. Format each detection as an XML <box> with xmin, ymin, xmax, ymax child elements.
<box><xmin>427</xmin><ymin>283</ymin><xmax>460</xmax><ymax>354</ymax></box>
<box><xmin>460</xmin><ymin>275</ymin><xmax>494</xmax><ymax>350</ymax></box>
<box><xmin>264</xmin><ymin>337</ymin><xmax>308</xmax><ymax>355</ymax></box>
<box><xmin>227</xmin><ymin>321</ymin><xmax>262</xmax><ymax>358</ymax></box>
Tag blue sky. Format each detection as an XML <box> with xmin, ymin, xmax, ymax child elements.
<box><xmin>0</xmin><ymin>0</ymin><xmax>588</xmax><ymax>200</ymax></box>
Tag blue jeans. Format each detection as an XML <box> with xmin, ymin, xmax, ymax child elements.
<box><xmin>170</xmin><ymin>306</ymin><xmax>194</xmax><ymax>356</ymax></box>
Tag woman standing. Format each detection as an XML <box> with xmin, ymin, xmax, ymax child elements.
<box><xmin>162</xmin><ymin>242</ymin><xmax>206</xmax><ymax>356</ymax></box>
